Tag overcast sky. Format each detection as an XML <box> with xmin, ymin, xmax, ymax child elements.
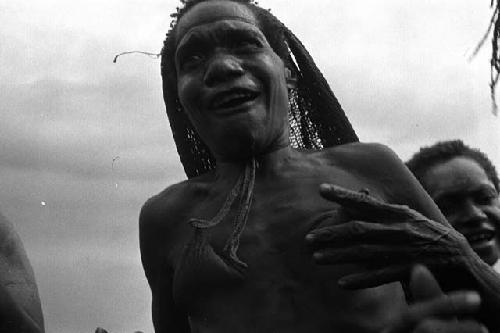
<box><xmin>1</xmin><ymin>1</ymin><xmax>499</xmax><ymax>332</ymax></box>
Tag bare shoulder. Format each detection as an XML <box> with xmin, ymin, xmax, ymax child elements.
<box><xmin>140</xmin><ymin>173</ymin><xmax>213</xmax><ymax>235</ymax></box>
<box><xmin>312</xmin><ymin>142</ymin><xmax>406</xmax><ymax>181</ymax></box>
<box><xmin>139</xmin><ymin>173</ymin><xmax>214</xmax><ymax>276</ymax></box>
<box><xmin>318</xmin><ymin>142</ymin><xmax>400</xmax><ymax>167</ymax></box>
<box><xmin>319</xmin><ymin>142</ymin><xmax>445</xmax><ymax>222</ymax></box>
<box><xmin>139</xmin><ymin>180</ymin><xmax>190</xmax><ymax>234</ymax></box>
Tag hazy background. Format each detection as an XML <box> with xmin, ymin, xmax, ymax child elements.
<box><xmin>1</xmin><ymin>1</ymin><xmax>499</xmax><ymax>332</ymax></box>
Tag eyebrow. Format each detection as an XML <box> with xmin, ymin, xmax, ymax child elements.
<box><xmin>175</xmin><ymin>24</ymin><xmax>266</xmax><ymax>60</ymax></box>
<box><xmin>432</xmin><ymin>184</ymin><xmax>498</xmax><ymax>202</ymax></box>
<box><xmin>176</xmin><ymin>33</ymin><xmax>203</xmax><ymax>54</ymax></box>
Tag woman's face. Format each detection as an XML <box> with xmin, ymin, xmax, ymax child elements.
<box><xmin>174</xmin><ymin>0</ymin><xmax>290</xmax><ymax>161</ymax></box>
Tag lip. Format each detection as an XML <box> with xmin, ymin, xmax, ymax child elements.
<box><xmin>207</xmin><ymin>87</ymin><xmax>261</xmax><ymax>115</ymax></box>
<box><xmin>460</xmin><ymin>227</ymin><xmax>496</xmax><ymax>248</ymax></box>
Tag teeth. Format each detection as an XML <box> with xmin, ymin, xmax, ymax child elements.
<box><xmin>467</xmin><ymin>232</ymin><xmax>494</xmax><ymax>243</ymax></box>
<box><xmin>214</xmin><ymin>91</ymin><xmax>256</xmax><ymax>108</ymax></box>
<box><xmin>220</xmin><ymin>93</ymin><xmax>249</xmax><ymax>106</ymax></box>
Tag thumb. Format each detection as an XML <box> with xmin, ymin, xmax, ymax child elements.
<box><xmin>409</xmin><ymin>264</ymin><xmax>444</xmax><ymax>302</ymax></box>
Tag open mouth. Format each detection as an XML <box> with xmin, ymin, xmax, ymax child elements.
<box><xmin>209</xmin><ymin>88</ymin><xmax>260</xmax><ymax>111</ymax></box>
<box><xmin>464</xmin><ymin>230</ymin><xmax>496</xmax><ymax>246</ymax></box>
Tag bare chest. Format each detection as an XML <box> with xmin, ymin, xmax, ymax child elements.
<box><xmin>173</xmin><ymin>169</ymin><xmax>387</xmax><ymax>291</ymax></box>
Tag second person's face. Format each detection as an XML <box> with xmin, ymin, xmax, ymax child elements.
<box><xmin>422</xmin><ymin>157</ymin><xmax>500</xmax><ymax>266</ymax></box>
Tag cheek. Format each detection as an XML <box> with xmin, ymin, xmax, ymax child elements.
<box><xmin>177</xmin><ymin>83</ymin><xmax>192</xmax><ymax>111</ymax></box>
<box><xmin>486</xmin><ymin>205</ymin><xmax>500</xmax><ymax>225</ymax></box>
<box><xmin>249</xmin><ymin>53</ymin><xmax>286</xmax><ymax>88</ymax></box>
<box><xmin>177</xmin><ymin>77</ymin><xmax>202</xmax><ymax>114</ymax></box>
<box><xmin>177</xmin><ymin>79</ymin><xmax>211</xmax><ymax>139</ymax></box>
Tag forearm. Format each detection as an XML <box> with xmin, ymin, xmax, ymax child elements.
<box><xmin>431</xmin><ymin>243</ymin><xmax>500</xmax><ymax>332</ymax></box>
<box><xmin>460</xmin><ymin>248</ymin><xmax>500</xmax><ymax>333</ymax></box>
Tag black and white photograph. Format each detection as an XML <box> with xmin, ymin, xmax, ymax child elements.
<box><xmin>1</xmin><ymin>1</ymin><xmax>500</xmax><ymax>332</ymax></box>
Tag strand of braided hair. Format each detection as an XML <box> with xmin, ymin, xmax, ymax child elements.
<box><xmin>471</xmin><ymin>0</ymin><xmax>500</xmax><ymax>115</ymax></box>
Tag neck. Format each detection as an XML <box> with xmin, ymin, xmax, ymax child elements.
<box><xmin>215</xmin><ymin>144</ymin><xmax>294</xmax><ymax>179</ymax></box>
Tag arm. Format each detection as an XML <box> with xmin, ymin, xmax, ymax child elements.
<box><xmin>364</xmin><ymin>144</ymin><xmax>500</xmax><ymax>331</ymax></box>
<box><xmin>308</xmin><ymin>144</ymin><xmax>500</xmax><ymax>331</ymax></box>
<box><xmin>139</xmin><ymin>196</ymin><xmax>190</xmax><ymax>333</ymax></box>
<box><xmin>0</xmin><ymin>212</ymin><xmax>44</xmax><ymax>333</ymax></box>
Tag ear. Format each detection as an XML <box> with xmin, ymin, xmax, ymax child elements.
<box><xmin>285</xmin><ymin>67</ymin><xmax>297</xmax><ymax>89</ymax></box>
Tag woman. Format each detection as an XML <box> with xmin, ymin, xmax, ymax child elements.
<box><xmin>140</xmin><ymin>0</ymin><xmax>498</xmax><ymax>331</ymax></box>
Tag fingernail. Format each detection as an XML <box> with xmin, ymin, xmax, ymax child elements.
<box><xmin>464</xmin><ymin>291</ymin><xmax>481</xmax><ymax>305</ymax></box>
<box><xmin>313</xmin><ymin>252</ymin><xmax>323</xmax><ymax>260</ymax></box>
<box><xmin>359</xmin><ymin>188</ymin><xmax>370</xmax><ymax>195</ymax></box>
<box><xmin>319</xmin><ymin>183</ymin><xmax>333</xmax><ymax>191</ymax></box>
<box><xmin>305</xmin><ymin>234</ymin><xmax>315</xmax><ymax>241</ymax></box>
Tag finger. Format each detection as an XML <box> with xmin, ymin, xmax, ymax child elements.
<box><xmin>313</xmin><ymin>244</ymin><xmax>411</xmax><ymax>265</ymax></box>
<box><xmin>407</xmin><ymin>291</ymin><xmax>481</xmax><ymax>321</ymax></box>
<box><xmin>385</xmin><ymin>293</ymin><xmax>482</xmax><ymax>333</ymax></box>
<box><xmin>409</xmin><ymin>264</ymin><xmax>443</xmax><ymax>302</ymax></box>
<box><xmin>305</xmin><ymin>220</ymin><xmax>410</xmax><ymax>245</ymax></box>
<box><xmin>337</xmin><ymin>255</ymin><xmax>467</xmax><ymax>290</ymax></box>
<box><xmin>385</xmin><ymin>319</ymin><xmax>488</xmax><ymax>333</ymax></box>
<box><xmin>338</xmin><ymin>266</ymin><xmax>410</xmax><ymax>289</ymax></box>
<box><xmin>319</xmin><ymin>183</ymin><xmax>422</xmax><ymax>220</ymax></box>
<box><xmin>413</xmin><ymin>319</ymin><xmax>488</xmax><ymax>333</ymax></box>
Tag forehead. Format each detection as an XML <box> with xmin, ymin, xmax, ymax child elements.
<box><xmin>176</xmin><ymin>1</ymin><xmax>259</xmax><ymax>42</ymax></box>
<box><xmin>422</xmin><ymin>157</ymin><xmax>492</xmax><ymax>198</ymax></box>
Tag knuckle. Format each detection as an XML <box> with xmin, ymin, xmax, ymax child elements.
<box><xmin>350</xmin><ymin>220</ymin><xmax>366</xmax><ymax>234</ymax></box>
<box><xmin>414</xmin><ymin>319</ymin><xmax>440</xmax><ymax>333</ymax></box>
<box><xmin>315</xmin><ymin>228</ymin><xmax>334</xmax><ymax>241</ymax></box>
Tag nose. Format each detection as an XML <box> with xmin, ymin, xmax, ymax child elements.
<box><xmin>458</xmin><ymin>199</ymin><xmax>488</xmax><ymax>225</ymax></box>
<box><xmin>204</xmin><ymin>52</ymin><xmax>244</xmax><ymax>87</ymax></box>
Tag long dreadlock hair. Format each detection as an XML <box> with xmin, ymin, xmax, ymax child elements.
<box><xmin>472</xmin><ymin>0</ymin><xmax>500</xmax><ymax>115</ymax></box>
<box><xmin>161</xmin><ymin>0</ymin><xmax>358</xmax><ymax>178</ymax></box>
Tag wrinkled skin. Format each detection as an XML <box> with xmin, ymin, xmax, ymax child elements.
<box><xmin>307</xmin><ymin>184</ymin><xmax>500</xmax><ymax>331</ymax></box>
<box><xmin>306</xmin><ymin>184</ymin><xmax>470</xmax><ymax>289</ymax></box>
<box><xmin>174</xmin><ymin>0</ymin><xmax>290</xmax><ymax>161</ymax></box>
<box><xmin>0</xmin><ymin>212</ymin><xmax>44</xmax><ymax>332</ymax></box>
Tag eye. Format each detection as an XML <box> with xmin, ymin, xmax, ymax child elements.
<box><xmin>179</xmin><ymin>52</ymin><xmax>205</xmax><ymax>70</ymax></box>
<box><xmin>232</xmin><ymin>37</ymin><xmax>263</xmax><ymax>52</ymax></box>
<box><xmin>475</xmin><ymin>190</ymin><xmax>497</xmax><ymax>205</ymax></box>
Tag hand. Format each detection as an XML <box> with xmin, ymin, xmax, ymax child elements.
<box><xmin>383</xmin><ymin>265</ymin><xmax>487</xmax><ymax>333</ymax></box>
<box><xmin>95</xmin><ymin>328</ymin><xmax>109</xmax><ymax>333</ymax></box>
<box><xmin>305</xmin><ymin>184</ymin><xmax>473</xmax><ymax>289</ymax></box>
